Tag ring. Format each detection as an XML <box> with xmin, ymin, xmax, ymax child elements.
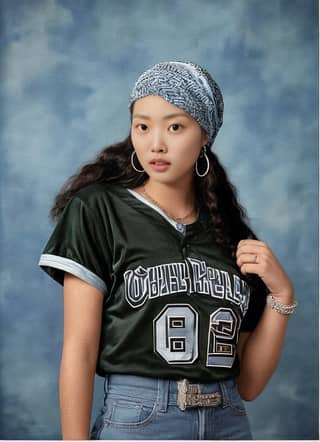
<box><xmin>253</xmin><ymin>254</ymin><xmax>258</xmax><ymax>263</ymax></box>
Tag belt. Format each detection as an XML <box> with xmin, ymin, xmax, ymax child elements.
<box><xmin>177</xmin><ymin>378</ymin><xmax>222</xmax><ymax>411</ymax></box>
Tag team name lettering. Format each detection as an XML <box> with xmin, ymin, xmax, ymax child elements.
<box><xmin>124</xmin><ymin>258</ymin><xmax>250</xmax><ymax>314</ymax></box>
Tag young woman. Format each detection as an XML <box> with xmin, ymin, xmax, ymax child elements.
<box><xmin>38</xmin><ymin>61</ymin><xmax>297</xmax><ymax>440</ymax></box>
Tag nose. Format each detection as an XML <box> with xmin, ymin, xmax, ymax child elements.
<box><xmin>152</xmin><ymin>145</ymin><xmax>167</xmax><ymax>153</ymax></box>
<box><xmin>151</xmin><ymin>130</ymin><xmax>167</xmax><ymax>152</ymax></box>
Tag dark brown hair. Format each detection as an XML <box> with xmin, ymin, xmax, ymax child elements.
<box><xmin>49</xmin><ymin>136</ymin><xmax>258</xmax><ymax>260</ymax></box>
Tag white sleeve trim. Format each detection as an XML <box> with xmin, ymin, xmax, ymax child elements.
<box><xmin>38</xmin><ymin>253</ymin><xmax>107</xmax><ymax>295</ymax></box>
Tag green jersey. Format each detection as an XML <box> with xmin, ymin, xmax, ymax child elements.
<box><xmin>38</xmin><ymin>183</ymin><xmax>266</xmax><ymax>382</ymax></box>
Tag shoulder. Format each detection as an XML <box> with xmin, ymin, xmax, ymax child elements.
<box><xmin>73</xmin><ymin>182</ymin><xmax>125</xmax><ymax>211</ymax></box>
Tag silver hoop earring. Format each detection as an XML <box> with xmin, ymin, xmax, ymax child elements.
<box><xmin>196</xmin><ymin>145</ymin><xmax>210</xmax><ymax>177</ymax></box>
<box><xmin>131</xmin><ymin>151</ymin><xmax>144</xmax><ymax>173</ymax></box>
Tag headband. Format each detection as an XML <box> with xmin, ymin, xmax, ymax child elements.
<box><xmin>128</xmin><ymin>61</ymin><xmax>224</xmax><ymax>146</ymax></box>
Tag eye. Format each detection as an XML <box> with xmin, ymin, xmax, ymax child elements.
<box><xmin>169</xmin><ymin>124</ymin><xmax>182</xmax><ymax>132</ymax></box>
<box><xmin>136</xmin><ymin>124</ymin><xmax>148</xmax><ymax>132</ymax></box>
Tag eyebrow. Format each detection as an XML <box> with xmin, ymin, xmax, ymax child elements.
<box><xmin>132</xmin><ymin>112</ymin><xmax>190</xmax><ymax>120</ymax></box>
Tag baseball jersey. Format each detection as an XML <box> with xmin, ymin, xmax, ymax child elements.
<box><xmin>38</xmin><ymin>182</ymin><xmax>266</xmax><ymax>382</ymax></box>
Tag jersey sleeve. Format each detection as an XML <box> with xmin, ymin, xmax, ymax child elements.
<box><xmin>240</xmin><ymin>277</ymin><xmax>267</xmax><ymax>332</ymax></box>
<box><xmin>38</xmin><ymin>195</ymin><xmax>110</xmax><ymax>296</ymax></box>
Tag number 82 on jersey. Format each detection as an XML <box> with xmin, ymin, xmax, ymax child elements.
<box><xmin>153</xmin><ymin>304</ymin><xmax>240</xmax><ymax>368</ymax></box>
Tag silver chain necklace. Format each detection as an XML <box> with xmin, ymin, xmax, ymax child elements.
<box><xmin>142</xmin><ymin>185</ymin><xmax>196</xmax><ymax>222</ymax></box>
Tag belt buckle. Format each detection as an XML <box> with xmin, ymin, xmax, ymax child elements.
<box><xmin>177</xmin><ymin>379</ymin><xmax>222</xmax><ymax>411</ymax></box>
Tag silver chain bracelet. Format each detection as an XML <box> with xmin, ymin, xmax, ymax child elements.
<box><xmin>266</xmin><ymin>294</ymin><xmax>298</xmax><ymax>315</ymax></box>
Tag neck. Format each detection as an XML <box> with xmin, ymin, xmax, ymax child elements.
<box><xmin>143</xmin><ymin>179</ymin><xmax>196</xmax><ymax>217</ymax></box>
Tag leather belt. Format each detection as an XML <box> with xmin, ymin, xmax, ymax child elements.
<box><xmin>177</xmin><ymin>379</ymin><xmax>222</xmax><ymax>411</ymax></box>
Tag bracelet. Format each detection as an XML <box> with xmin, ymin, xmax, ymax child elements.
<box><xmin>266</xmin><ymin>294</ymin><xmax>298</xmax><ymax>315</ymax></box>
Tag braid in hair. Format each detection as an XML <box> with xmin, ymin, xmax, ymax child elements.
<box><xmin>196</xmin><ymin>148</ymin><xmax>266</xmax><ymax>293</ymax></box>
<box><xmin>196</xmin><ymin>149</ymin><xmax>257</xmax><ymax>259</ymax></box>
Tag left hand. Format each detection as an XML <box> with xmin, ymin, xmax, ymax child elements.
<box><xmin>236</xmin><ymin>239</ymin><xmax>294</xmax><ymax>302</ymax></box>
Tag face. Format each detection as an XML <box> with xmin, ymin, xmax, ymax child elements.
<box><xmin>130</xmin><ymin>95</ymin><xmax>208</xmax><ymax>187</ymax></box>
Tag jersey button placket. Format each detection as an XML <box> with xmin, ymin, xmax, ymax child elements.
<box><xmin>180</xmin><ymin>243</ymin><xmax>190</xmax><ymax>259</ymax></box>
<box><xmin>180</xmin><ymin>243</ymin><xmax>193</xmax><ymax>297</ymax></box>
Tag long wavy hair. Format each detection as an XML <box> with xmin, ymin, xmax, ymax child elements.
<box><xmin>49</xmin><ymin>123</ymin><xmax>258</xmax><ymax>260</ymax></box>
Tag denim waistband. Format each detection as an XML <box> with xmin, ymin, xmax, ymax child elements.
<box><xmin>104</xmin><ymin>373</ymin><xmax>236</xmax><ymax>412</ymax></box>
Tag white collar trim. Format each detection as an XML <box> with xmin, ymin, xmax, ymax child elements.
<box><xmin>126</xmin><ymin>188</ymin><xmax>186</xmax><ymax>235</ymax></box>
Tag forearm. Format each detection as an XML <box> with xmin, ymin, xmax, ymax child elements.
<box><xmin>237</xmin><ymin>291</ymin><xmax>294</xmax><ymax>400</ymax></box>
<box><xmin>59</xmin><ymin>345</ymin><xmax>97</xmax><ymax>439</ymax></box>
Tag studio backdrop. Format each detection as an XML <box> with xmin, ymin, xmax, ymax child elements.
<box><xmin>0</xmin><ymin>0</ymin><xmax>318</xmax><ymax>439</ymax></box>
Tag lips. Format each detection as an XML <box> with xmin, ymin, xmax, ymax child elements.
<box><xmin>150</xmin><ymin>159</ymin><xmax>171</xmax><ymax>165</ymax></box>
<box><xmin>149</xmin><ymin>158</ymin><xmax>171</xmax><ymax>172</ymax></box>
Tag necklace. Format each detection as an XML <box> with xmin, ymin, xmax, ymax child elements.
<box><xmin>142</xmin><ymin>185</ymin><xmax>196</xmax><ymax>222</ymax></box>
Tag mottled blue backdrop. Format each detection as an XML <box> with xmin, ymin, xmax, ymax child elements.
<box><xmin>0</xmin><ymin>0</ymin><xmax>318</xmax><ymax>439</ymax></box>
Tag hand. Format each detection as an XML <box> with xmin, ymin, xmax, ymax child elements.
<box><xmin>236</xmin><ymin>239</ymin><xmax>294</xmax><ymax>302</ymax></box>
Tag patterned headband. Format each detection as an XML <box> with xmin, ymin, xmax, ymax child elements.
<box><xmin>128</xmin><ymin>61</ymin><xmax>224</xmax><ymax>146</ymax></box>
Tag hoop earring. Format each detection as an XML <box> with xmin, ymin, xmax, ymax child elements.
<box><xmin>196</xmin><ymin>145</ymin><xmax>210</xmax><ymax>177</ymax></box>
<box><xmin>131</xmin><ymin>151</ymin><xmax>144</xmax><ymax>173</ymax></box>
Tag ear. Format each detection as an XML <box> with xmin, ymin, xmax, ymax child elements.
<box><xmin>202</xmin><ymin>130</ymin><xmax>209</xmax><ymax>146</ymax></box>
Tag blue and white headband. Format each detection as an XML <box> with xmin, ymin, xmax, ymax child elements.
<box><xmin>128</xmin><ymin>61</ymin><xmax>224</xmax><ymax>146</ymax></box>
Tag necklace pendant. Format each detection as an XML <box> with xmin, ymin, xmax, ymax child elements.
<box><xmin>175</xmin><ymin>222</ymin><xmax>186</xmax><ymax>233</ymax></box>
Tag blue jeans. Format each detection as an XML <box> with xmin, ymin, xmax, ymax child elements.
<box><xmin>90</xmin><ymin>374</ymin><xmax>253</xmax><ymax>440</ymax></box>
